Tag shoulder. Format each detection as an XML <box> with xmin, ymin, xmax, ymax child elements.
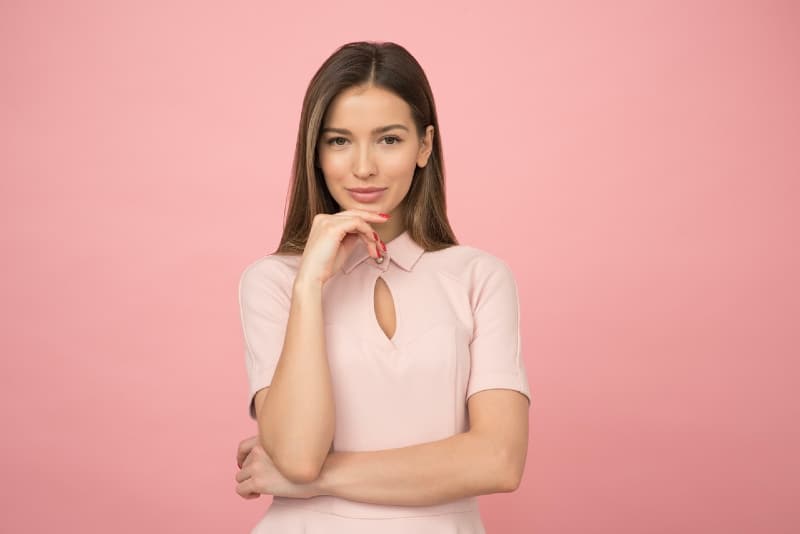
<box><xmin>424</xmin><ymin>243</ymin><xmax>517</xmax><ymax>288</ymax></box>
<box><xmin>238</xmin><ymin>253</ymin><xmax>302</xmax><ymax>298</ymax></box>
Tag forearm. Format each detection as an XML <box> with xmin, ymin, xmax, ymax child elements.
<box><xmin>313</xmin><ymin>431</ymin><xmax>513</xmax><ymax>506</ymax></box>
<box><xmin>259</xmin><ymin>279</ymin><xmax>334</xmax><ymax>482</ymax></box>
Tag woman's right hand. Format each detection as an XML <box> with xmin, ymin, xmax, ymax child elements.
<box><xmin>296</xmin><ymin>209</ymin><xmax>390</xmax><ymax>286</ymax></box>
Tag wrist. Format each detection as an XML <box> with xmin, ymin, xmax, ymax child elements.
<box><xmin>293</xmin><ymin>275</ymin><xmax>323</xmax><ymax>295</ymax></box>
<box><xmin>312</xmin><ymin>454</ymin><xmax>338</xmax><ymax>497</ymax></box>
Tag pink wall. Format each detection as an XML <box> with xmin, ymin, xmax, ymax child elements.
<box><xmin>2</xmin><ymin>1</ymin><xmax>798</xmax><ymax>532</ymax></box>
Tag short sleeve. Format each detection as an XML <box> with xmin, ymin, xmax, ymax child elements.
<box><xmin>238</xmin><ymin>258</ymin><xmax>292</xmax><ymax>420</ymax></box>
<box><xmin>466</xmin><ymin>257</ymin><xmax>532</xmax><ymax>405</ymax></box>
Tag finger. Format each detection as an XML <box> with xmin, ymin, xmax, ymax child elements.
<box><xmin>324</xmin><ymin>211</ymin><xmax>386</xmax><ymax>259</ymax></box>
<box><xmin>352</xmin><ymin>227</ymin><xmax>380</xmax><ymax>259</ymax></box>
<box><xmin>336</xmin><ymin>216</ymin><xmax>381</xmax><ymax>259</ymax></box>
<box><xmin>235</xmin><ymin>467</ymin><xmax>250</xmax><ymax>483</ymax></box>
<box><xmin>237</xmin><ymin>436</ymin><xmax>258</xmax><ymax>468</ymax></box>
<box><xmin>236</xmin><ymin>478</ymin><xmax>255</xmax><ymax>498</ymax></box>
<box><xmin>240</xmin><ymin>479</ymin><xmax>266</xmax><ymax>500</ymax></box>
<box><xmin>334</xmin><ymin>208</ymin><xmax>391</xmax><ymax>223</ymax></box>
<box><xmin>237</xmin><ymin>450</ymin><xmax>246</xmax><ymax>469</ymax></box>
<box><xmin>237</xmin><ymin>446</ymin><xmax>251</xmax><ymax>469</ymax></box>
<box><xmin>356</xmin><ymin>218</ymin><xmax>383</xmax><ymax>259</ymax></box>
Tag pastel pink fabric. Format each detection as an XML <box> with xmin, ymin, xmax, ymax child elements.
<box><xmin>238</xmin><ymin>229</ymin><xmax>532</xmax><ymax>532</ymax></box>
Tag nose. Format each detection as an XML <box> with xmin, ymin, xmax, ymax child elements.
<box><xmin>352</xmin><ymin>144</ymin><xmax>377</xmax><ymax>179</ymax></box>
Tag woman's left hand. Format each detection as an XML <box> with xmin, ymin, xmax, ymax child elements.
<box><xmin>235</xmin><ymin>435</ymin><xmax>320</xmax><ymax>500</ymax></box>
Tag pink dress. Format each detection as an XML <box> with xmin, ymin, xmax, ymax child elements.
<box><xmin>238</xmin><ymin>230</ymin><xmax>532</xmax><ymax>533</ymax></box>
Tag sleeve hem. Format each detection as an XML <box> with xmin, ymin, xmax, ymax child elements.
<box><xmin>466</xmin><ymin>372</ymin><xmax>531</xmax><ymax>406</ymax></box>
<box><xmin>247</xmin><ymin>360</ymin><xmax>277</xmax><ymax>420</ymax></box>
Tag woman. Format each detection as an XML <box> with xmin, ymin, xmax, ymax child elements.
<box><xmin>234</xmin><ymin>41</ymin><xmax>531</xmax><ymax>533</ymax></box>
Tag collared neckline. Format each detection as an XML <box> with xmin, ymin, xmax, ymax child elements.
<box><xmin>341</xmin><ymin>229</ymin><xmax>425</xmax><ymax>274</ymax></box>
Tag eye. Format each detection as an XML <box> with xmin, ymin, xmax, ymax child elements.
<box><xmin>382</xmin><ymin>136</ymin><xmax>402</xmax><ymax>145</ymax></box>
<box><xmin>327</xmin><ymin>137</ymin><xmax>348</xmax><ymax>146</ymax></box>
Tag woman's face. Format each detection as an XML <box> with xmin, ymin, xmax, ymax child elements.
<box><xmin>317</xmin><ymin>85</ymin><xmax>434</xmax><ymax>218</ymax></box>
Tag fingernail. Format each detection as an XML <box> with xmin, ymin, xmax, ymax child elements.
<box><xmin>381</xmin><ymin>240</ymin><xmax>387</xmax><ymax>252</ymax></box>
<box><xmin>378</xmin><ymin>213</ymin><xmax>391</xmax><ymax>218</ymax></box>
<box><xmin>373</xmin><ymin>231</ymin><xmax>379</xmax><ymax>241</ymax></box>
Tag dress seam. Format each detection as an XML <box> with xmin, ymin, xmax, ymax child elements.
<box><xmin>270</xmin><ymin>500</ymin><xmax>479</xmax><ymax>520</ymax></box>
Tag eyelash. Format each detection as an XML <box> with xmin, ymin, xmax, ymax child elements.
<box><xmin>326</xmin><ymin>135</ymin><xmax>402</xmax><ymax>146</ymax></box>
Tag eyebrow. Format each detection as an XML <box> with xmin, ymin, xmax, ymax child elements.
<box><xmin>320</xmin><ymin>124</ymin><xmax>410</xmax><ymax>135</ymax></box>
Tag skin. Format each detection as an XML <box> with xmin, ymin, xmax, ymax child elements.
<box><xmin>235</xmin><ymin>390</ymin><xmax>530</xmax><ymax>504</ymax></box>
<box><xmin>317</xmin><ymin>84</ymin><xmax>435</xmax><ymax>244</ymax></box>
<box><xmin>234</xmin><ymin>84</ymin><xmax>530</xmax><ymax>505</ymax></box>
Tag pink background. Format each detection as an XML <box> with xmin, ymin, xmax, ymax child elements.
<box><xmin>2</xmin><ymin>1</ymin><xmax>798</xmax><ymax>532</ymax></box>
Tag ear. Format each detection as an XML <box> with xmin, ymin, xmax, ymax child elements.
<box><xmin>416</xmin><ymin>125</ymin><xmax>435</xmax><ymax>168</ymax></box>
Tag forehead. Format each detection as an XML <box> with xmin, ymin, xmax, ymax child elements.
<box><xmin>323</xmin><ymin>86</ymin><xmax>412</xmax><ymax>127</ymax></box>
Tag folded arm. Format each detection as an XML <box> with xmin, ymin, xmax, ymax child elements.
<box><xmin>242</xmin><ymin>273</ymin><xmax>336</xmax><ymax>484</ymax></box>
<box><xmin>312</xmin><ymin>388</ymin><xmax>530</xmax><ymax>506</ymax></box>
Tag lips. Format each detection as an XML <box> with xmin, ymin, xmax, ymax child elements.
<box><xmin>347</xmin><ymin>187</ymin><xmax>387</xmax><ymax>193</ymax></box>
<box><xmin>347</xmin><ymin>187</ymin><xmax>387</xmax><ymax>203</ymax></box>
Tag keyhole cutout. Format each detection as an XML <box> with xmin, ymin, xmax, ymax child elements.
<box><xmin>373</xmin><ymin>276</ymin><xmax>397</xmax><ymax>342</ymax></box>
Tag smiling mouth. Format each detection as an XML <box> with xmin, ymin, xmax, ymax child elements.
<box><xmin>347</xmin><ymin>187</ymin><xmax>387</xmax><ymax>193</ymax></box>
<box><xmin>346</xmin><ymin>188</ymin><xmax>387</xmax><ymax>203</ymax></box>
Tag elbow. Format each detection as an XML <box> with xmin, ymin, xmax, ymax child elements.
<box><xmin>271</xmin><ymin>450</ymin><xmax>325</xmax><ymax>484</ymax></box>
<box><xmin>499</xmin><ymin>468</ymin><xmax>522</xmax><ymax>493</ymax></box>
<box><xmin>257</xmin><ymin>427</ymin><xmax>332</xmax><ymax>484</ymax></box>
<box><xmin>496</xmin><ymin>449</ymin><xmax>525</xmax><ymax>493</ymax></box>
<box><xmin>278</xmin><ymin>461</ymin><xmax>322</xmax><ymax>484</ymax></box>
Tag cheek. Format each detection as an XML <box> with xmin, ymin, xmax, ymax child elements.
<box><xmin>319</xmin><ymin>146</ymin><xmax>418</xmax><ymax>178</ymax></box>
<box><xmin>380</xmin><ymin>146</ymin><xmax>420</xmax><ymax>176</ymax></box>
<box><xmin>319</xmin><ymin>151</ymin><xmax>349</xmax><ymax>179</ymax></box>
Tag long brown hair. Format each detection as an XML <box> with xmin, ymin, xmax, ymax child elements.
<box><xmin>274</xmin><ymin>41</ymin><xmax>458</xmax><ymax>255</ymax></box>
